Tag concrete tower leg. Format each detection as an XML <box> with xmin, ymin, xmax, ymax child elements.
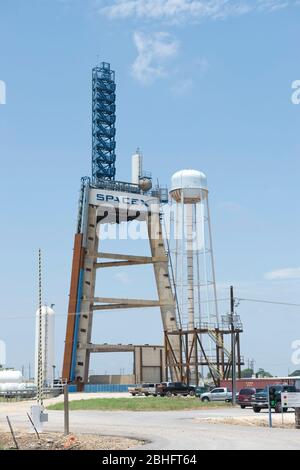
<box><xmin>70</xmin><ymin>205</ymin><xmax>99</xmax><ymax>387</ymax></box>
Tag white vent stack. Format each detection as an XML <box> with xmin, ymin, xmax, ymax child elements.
<box><xmin>34</xmin><ymin>305</ymin><xmax>55</xmax><ymax>387</ymax></box>
<box><xmin>169</xmin><ymin>169</ymin><xmax>219</xmax><ymax>383</ymax></box>
<box><xmin>131</xmin><ymin>148</ymin><xmax>152</xmax><ymax>192</ymax></box>
<box><xmin>131</xmin><ymin>148</ymin><xmax>143</xmax><ymax>185</ymax></box>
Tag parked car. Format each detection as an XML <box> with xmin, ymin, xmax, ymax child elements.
<box><xmin>200</xmin><ymin>387</ymin><xmax>232</xmax><ymax>402</ymax></box>
<box><xmin>237</xmin><ymin>388</ymin><xmax>257</xmax><ymax>409</ymax></box>
<box><xmin>141</xmin><ymin>383</ymin><xmax>159</xmax><ymax>396</ymax></box>
<box><xmin>157</xmin><ymin>382</ymin><xmax>196</xmax><ymax>397</ymax></box>
<box><xmin>252</xmin><ymin>384</ymin><xmax>297</xmax><ymax>413</ymax></box>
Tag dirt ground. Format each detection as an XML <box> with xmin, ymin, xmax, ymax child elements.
<box><xmin>195</xmin><ymin>414</ymin><xmax>298</xmax><ymax>429</ymax></box>
<box><xmin>0</xmin><ymin>432</ymin><xmax>141</xmax><ymax>450</ymax></box>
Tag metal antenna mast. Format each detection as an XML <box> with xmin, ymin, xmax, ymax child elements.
<box><xmin>37</xmin><ymin>249</ymin><xmax>43</xmax><ymax>406</ymax></box>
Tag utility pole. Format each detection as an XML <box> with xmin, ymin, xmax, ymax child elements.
<box><xmin>230</xmin><ymin>286</ymin><xmax>237</xmax><ymax>405</ymax></box>
<box><xmin>250</xmin><ymin>358</ymin><xmax>255</xmax><ymax>376</ymax></box>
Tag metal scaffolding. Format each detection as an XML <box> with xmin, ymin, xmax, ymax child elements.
<box><xmin>92</xmin><ymin>62</ymin><xmax>116</xmax><ymax>182</ymax></box>
<box><xmin>164</xmin><ymin>320</ymin><xmax>244</xmax><ymax>387</ymax></box>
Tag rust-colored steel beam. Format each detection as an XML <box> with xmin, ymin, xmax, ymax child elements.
<box><xmin>236</xmin><ymin>333</ymin><xmax>242</xmax><ymax>379</ymax></box>
<box><xmin>62</xmin><ymin>234</ymin><xmax>83</xmax><ymax>381</ymax></box>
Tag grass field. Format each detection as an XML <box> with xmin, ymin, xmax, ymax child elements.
<box><xmin>48</xmin><ymin>397</ymin><xmax>231</xmax><ymax>412</ymax></box>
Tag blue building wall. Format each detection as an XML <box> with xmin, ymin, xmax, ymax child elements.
<box><xmin>68</xmin><ymin>384</ymin><xmax>134</xmax><ymax>393</ymax></box>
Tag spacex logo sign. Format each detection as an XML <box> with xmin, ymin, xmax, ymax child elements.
<box><xmin>89</xmin><ymin>189</ymin><xmax>157</xmax><ymax>211</ymax></box>
<box><xmin>96</xmin><ymin>193</ymin><xmax>149</xmax><ymax>207</ymax></box>
<box><xmin>89</xmin><ymin>188</ymin><xmax>159</xmax><ymax>227</ymax></box>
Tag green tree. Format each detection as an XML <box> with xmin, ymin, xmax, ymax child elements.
<box><xmin>256</xmin><ymin>368</ymin><xmax>273</xmax><ymax>378</ymax></box>
<box><xmin>289</xmin><ymin>370</ymin><xmax>300</xmax><ymax>377</ymax></box>
<box><xmin>241</xmin><ymin>368</ymin><xmax>254</xmax><ymax>378</ymax></box>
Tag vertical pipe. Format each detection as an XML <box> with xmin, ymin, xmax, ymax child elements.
<box><xmin>221</xmin><ymin>333</ymin><xmax>225</xmax><ymax>377</ymax></box>
<box><xmin>195</xmin><ymin>203</ymin><xmax>204</xmax><ymax>379</ymax></box>
<box><xmin>237</xmin><ymin>333</ymin><xmax>242</xmax><ymax>379</ymax></box>
<box><xmin>186</xmin><ymin>203</ymin><xmax>195</xmax><ymax>383</ymax></box>
<box><xmin>180</xmin><ymin>191</ymin><xmax>185</xmax><ymax>326</ymax></box>
<box><xmin>200</xmin><ymin>200</ymin><xmax>212</xmax><ymax>362</ymax></box>
<box><xmin>194</xmin><ymin>330</ymin><xmax>199</xmax><ymax>386</ymax></box>
<box><xmin>206</xmin><ymin>198</ymin><xmax>219</xmax><ymax>325</ymax></box>
<box><xmin>179</xmin><ymin>330</ymin><xmax>183</xmax><ymax>381</ymax></box>
<box><xmin>185</xmin><ymin>332</ymin><xmax>189</xmax><ymax>385</ymax></box>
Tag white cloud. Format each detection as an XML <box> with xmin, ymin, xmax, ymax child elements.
<box><xmin>257</xmin><ymin>0</ymin><xmax>289</xmax><ymax>12</ymax></box>
<box><xmin>115</xmin><ymin>272</ymin><xmax>130</xmax><ymax>284</ymax></box>
<box><xmin>264</xmin><ymin>267</ymin><xmax>300</xmax><ymax>280</ymax></box>
<box><xmin>171</xmin><ymin>78</ymin><xmax>194</xmax><ymax>94</ymax></box>
<box><xmin>100</xmin><ymin>0</ymin><xmax>293</xmax><ymax>23</ymax></box>
<box><xmin>131</xmin><ymin>31</ymin><xmax>179</xmax><ymax>84</ymax></box>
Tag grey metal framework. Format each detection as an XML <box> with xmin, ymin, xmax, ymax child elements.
<box><xmin>164</xmin><ymin>322</ymin><xmax>244</xmax><ymax>387</ymax></box>
<box><xmin>92</xmin><ymin>62</ymin><xmax>116</xmax><ymax>182</ymax></box>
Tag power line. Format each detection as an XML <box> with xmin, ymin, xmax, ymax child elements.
<box><xmin>237</xmin><ymin>297</ymin><xmax>300</xmax><ymax>308</ymax></box>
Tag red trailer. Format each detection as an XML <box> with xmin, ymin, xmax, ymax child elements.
<box><xmin>220</xmin><ymin>377</ymin><xmax>300</xmax><ymax>392</ymax></box>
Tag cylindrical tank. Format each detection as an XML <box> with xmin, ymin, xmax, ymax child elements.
<box><xmin>35</xmin><ymin>305</ymin><xmax>55</xmax><ymax>387</ymax></box>
<box><xmin>170</xmin><ymin>169</ymin><xmax>208</xmax><ymax>203</ymax></box>
<box><xmin>0</xmin><ymin>370</ymin><xmax>22</xmax><ymax>384</ymax></box>
<box><xmin>0</xmin><ymin>382</ymin><xmax>25</xmax><ymax>392</ymax></box>
<box><xmin>132</xmin><ymin>149</ymin><xmax>143</xmax><ymax>185</ymax></box>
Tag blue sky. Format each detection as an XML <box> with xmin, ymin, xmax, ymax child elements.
<box><xmin>0</xmin><ymin>0</ymin><xmax>300</xmax><ymax>378</ymax></box>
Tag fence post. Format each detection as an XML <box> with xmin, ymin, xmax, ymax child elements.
<box><xmin>295</xmin><ymin>408</ymin><xmax>300</xmax><ymax>429</ymax></box>
<box><xmin>64</xmin><ymin>384</ymin><xmax>70</xmax><ymax>436</ymax></box>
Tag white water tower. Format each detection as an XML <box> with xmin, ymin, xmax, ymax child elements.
<box><xmin>34</xmin><ymin>305</ymin><xmax>55</xmax><ymax>387</ymax></box>
<box><xmin>169</xmin><ymin>169</ymin><xmax>219</xmax><ymax>382</ymax></box>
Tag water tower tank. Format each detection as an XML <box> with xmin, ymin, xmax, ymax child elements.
<box><xmin>170</xmin><ymin>169</ymin><xmax>208</xmax><ymax>203</ymax></box>
<box><xmin>35</xmin><ymin>305</ymin><xmax>55</xmax><ymax>387</ymax></box>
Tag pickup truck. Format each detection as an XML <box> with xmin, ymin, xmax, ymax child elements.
<box><xmin>200</xmin><ymin>387</ymin><xmax>232</xmax><ymax>402</ymax></box>
<box><xmin>157</xmin><ymin>382</ymin><xmax>196</xmax><ymax>397</ymax></box>
<box><xmin>252</xmin><ymin>384</ymin><xmax>296</xmax><ymax>413</ymax></box>
<box><xmin>141</xmin><ymin>383</ymin><xmax>159</xmax><ymax>396</ymax></box>
<box><xmin>128</xmin><ymin>385</ymin><xmax>142</xmax><ymax>396</ymax></box>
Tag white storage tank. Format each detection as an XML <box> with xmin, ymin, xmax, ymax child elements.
<box><xmin>0</xmin><ymin>382</ymin><xmax>24</xmax><ymax>392</ymax></box>
<box><xmin>0</xmin><ymin>370</ymin><xmax>23</xmax><ymax>384</ymax></box>
<box><xmin>35</xmin><ymin>305</ymin><xmax>55</xmax><ymax>387</ymax></box>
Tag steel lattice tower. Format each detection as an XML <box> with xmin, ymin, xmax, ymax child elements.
<box><xmin>92</xmin><ymin>62</ymin><xmax>116</xmax><ymax>182</ymax></box>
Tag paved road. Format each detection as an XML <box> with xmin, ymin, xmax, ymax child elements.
<box><xmin>1</xmin><ymin>403</ymin><xmax>300</xmax><ymax>450</ymax></box>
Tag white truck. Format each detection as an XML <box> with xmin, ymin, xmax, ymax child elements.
<box><xmin>128</xmin><ymin>383</ymin><xmax>159</xmax><ymax>396</ymax></box>
<box><xmin>200</xmin><ymin>387</ymin><xmax>232</xmax><ymax>402</ymax></box>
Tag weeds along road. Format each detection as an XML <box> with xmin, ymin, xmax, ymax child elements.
<box><xmin>0</xmin><ymin>399</ymin><xmax>300</xmax><ymax>450</ymax></box>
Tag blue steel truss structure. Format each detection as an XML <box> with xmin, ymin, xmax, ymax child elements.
<box><xmin>92</xmin><ymin>62</ymin><xmax>116</xmax><ymax>182</ymax></box>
